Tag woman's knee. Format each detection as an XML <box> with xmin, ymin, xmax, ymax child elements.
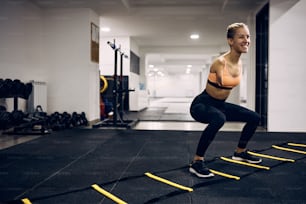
<box><xmin>209</xmin><ymin>113</ymin><xmax>226</xmax><ymax>129</ymax></box>
<box><xmin>216</xmin><ymin>114</ymin><xmax>226</xmax><ymax>127</ymax></box>
<box><xmin>249</xmin><ymin>112</ymin><xmax>261</xmax><ymax>125</ymax></box>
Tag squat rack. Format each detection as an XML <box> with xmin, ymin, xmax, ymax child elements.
<box><xmin>93</xmin><ymin>39</ymin><xmax>138</xmax><ymax>129</ymax></box>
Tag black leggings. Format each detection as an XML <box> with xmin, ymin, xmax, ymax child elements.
<box><xmin>190</xmin><ymin>90</ymin><xmax>260</xmax><ymax>157</ymax></box>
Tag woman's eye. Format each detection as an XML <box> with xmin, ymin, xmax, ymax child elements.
<box><xmin>239</xmin><ymin>35</ymin><xmax>250</xmax><ymax>39</ymax></box>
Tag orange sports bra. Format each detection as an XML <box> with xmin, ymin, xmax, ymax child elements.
<box><xmin>207</xmin><ymin>60</ymin><xmax>241</xmax><ymax>90</ymax></box>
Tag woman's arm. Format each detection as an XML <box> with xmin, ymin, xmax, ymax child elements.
<box><xmin>210</xmin><ymin>58</ymin><xmax>225</xmax><ymax>86</ymax></box>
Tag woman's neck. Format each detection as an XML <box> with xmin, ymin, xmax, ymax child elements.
<box><xmin>225</xmin><ymin>50</ymin><xmax>241</xmax><ymax>64</ymax></box>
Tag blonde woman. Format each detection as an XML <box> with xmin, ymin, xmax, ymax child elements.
<box><xmin>189</xmin><ymin>23</ymin><xmax>262</xmax><ymax>178</ymax></box>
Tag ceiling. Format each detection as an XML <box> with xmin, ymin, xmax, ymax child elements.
<box><xmin>30</xmin><ymin>0</ymin><xmax>268</xmax><ymax>75</ymax></box>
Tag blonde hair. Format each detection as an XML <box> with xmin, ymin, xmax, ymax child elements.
<box><xmin>226</xmin><ymin>23</ymin><xmax>248</xmax><ymax>38</ymax></box>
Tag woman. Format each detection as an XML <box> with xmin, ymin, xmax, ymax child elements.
<box><xmin>189</xmin><ymin>23</ymin><xmax>261</xmax><ymax>178</ymax></box>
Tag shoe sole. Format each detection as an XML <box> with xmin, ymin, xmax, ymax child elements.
<box><xmin>189</xmin><ymin>167</ymin><xmax>214</xmax><ymax>178</ymax></box>
<box><xmin>231</xmin><ymin>156</ymin><xmax>262</xmax><ymax>164</ymax></box>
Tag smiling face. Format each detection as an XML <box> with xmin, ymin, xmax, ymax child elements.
<box><xmin>227</xmin><ymin>24</ymin><xmax>250</xmax><ymax>54</ymax></box>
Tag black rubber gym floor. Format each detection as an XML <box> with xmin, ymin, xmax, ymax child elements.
<box><xmin>1</xmin><ymin>128</ymin><xmax>306</xmax><ymax>204</ymax></box>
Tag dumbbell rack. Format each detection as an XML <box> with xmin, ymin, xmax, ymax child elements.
<box><xmin>0</xmin><ymin>79</ymin><xmax>50</xmax><ymax>135</ymax></box>
<box><xmin>4</xmin><ymin>98</ymin><xmax>51</xmax><ymax>135</ymax></box>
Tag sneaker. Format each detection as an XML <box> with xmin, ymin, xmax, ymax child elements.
<box><xmin>232</xmin><ymin>151</ymin><xmax>262</xmax><ymax>164</ymax></box>
<box><xmin>189</xmin><ymin>160</ymin><xmax>214</xmax><ymax>178</ymax></box>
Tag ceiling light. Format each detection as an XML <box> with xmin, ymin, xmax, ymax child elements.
<box><xmin>190</xmin><ymin>34</ymin><xmax>199</xmax><ymax>39</ymax></box>
<box><xmin>186</xmin><ymin>68</ymin><xmax>191</xmax><ymax>74</ymax></box>
<box><xmin>157</xmin><ymin>71</ymin><xmax>164</xmax><ymax>76</ymax></box>
<box><xmin>187</xmin><ymin>65</ymin><xmax>192</xmax><ymax>68</ymax></box>
<box><xmin>101</xmin><ymin>27</ymin><xmax>111</xmax><ymax>32</ymax></box>
<box><xmin>149</xmin><ymin>64</ymin><xmax>154</xmax><ymax>68</ymax></box>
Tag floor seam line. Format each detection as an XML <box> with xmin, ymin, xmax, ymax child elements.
<box><xmin>14</xmin><ymin>147</ymin><xmax>97</xmax><ymax>200</ymax></box>
<box><xmin>100</xmin><ymin>139</ymin><xmax>148</xmax><ymax>203</ymax></box>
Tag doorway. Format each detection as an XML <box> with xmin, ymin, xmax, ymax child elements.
<box><xmin>256</xmin><ymin>3</ymin><xmax>269</xmax><ymax>128</ymax></box>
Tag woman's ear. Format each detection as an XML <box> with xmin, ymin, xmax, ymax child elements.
<box><xmin>227</xmin><ymin>38</ymin><xmax>234</xmax><ymax>46</ymax></box>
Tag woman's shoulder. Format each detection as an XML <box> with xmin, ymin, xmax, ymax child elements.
<box><xmin>211</xmin><ymin>56</ymin><xmax>226</xmax><ymax>70</ymax></box>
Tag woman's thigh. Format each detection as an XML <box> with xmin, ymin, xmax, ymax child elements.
<box><xmin>224</xmin><ymin>102</ymin><xmax>260</xmax><ymax>123</ymax></box>
<box><xmin>190</xmin><ymin>103</ymin><xmax>225</xmax><ymax>123</ymax></box>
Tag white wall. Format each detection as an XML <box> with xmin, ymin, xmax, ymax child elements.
<box><xmin>0</xmin><ymin>1</ymin><xmax>100</xmax><ymax>121</ymax></box>
<box><xmin>269</xmin><ymin>0</ymin><xmax>306</xmax><ymax>132</ymax></box>
<box><xmin>99</xmin><ymin>36</ymin><xmax>130</xmax><ymax>76</ymax></box>
<box><xmin>0</xmin><ymin>2</ymin><xmax>44</xmax><ymax>82</ymax></box>
<box><xmin>129</xmin><ymin>72</ymin><xmax>149</xmax><ymax>111</ymax></box>
<box><xmin>0</xmin><ymin>1</ymin><xmax>44</xmax><ymax>112</ymax></box>
<box><xmin>147</xmin><ymin>73</ymin><xmax>201</xmax><ymax>98</ymax></box>
<box><xmin>129</xmin><ymin>39</ymin><xmax>149</xmax><ymax>111</ymax></box>
<box><xmin>43</xmin><ymin>8</ymin><xmax>100</xmax><ymax>120</ymax></box>
<box><xmin>43</xmin><ymin>9</ymin><xmax>98</xmax><ymax>118</ymax></box>
<box><xmin>87</xmin><ymin>10</ymin><xmax>100</xmax><ymax>121</ymax></box>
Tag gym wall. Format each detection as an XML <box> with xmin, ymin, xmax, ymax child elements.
<box><xmin>268</xmin><ymin>0</ymin><xmax>306</xmax><ymax>132</ymax></box>
<box><xmin>0</xmin><ymin>2</ymin><xmax>101</xmax><ymax>122</ymax></box>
